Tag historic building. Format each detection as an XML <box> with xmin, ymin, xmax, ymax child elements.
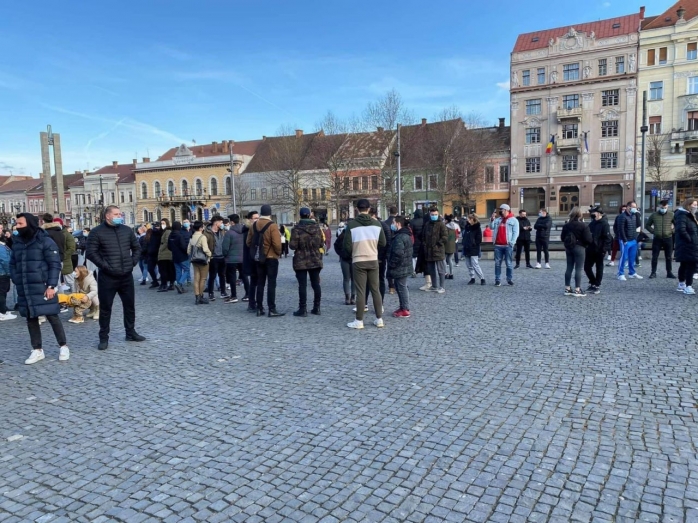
<box><xmin>0</xmin><ymin>178</ymin><xmax>41</xmax><ymax>225</ymax></box>
<box><xmin>637</xmin><ymin>1</ymin><xmax>698</xmax><ymax>209</ymax></box>
<box><xmin>26</xmin><ymin>173</ymin><xmax>82</xmax><ymax>224</ymax></box>
<box><xmin>134</xmin><ymin>139</ymin><xmax>261</xmax><ymax>224</ymax></box>
<box><xmin>510</xmin><ymin>9</ymin><xmax>643</xmax><ymax>216</ymax></box>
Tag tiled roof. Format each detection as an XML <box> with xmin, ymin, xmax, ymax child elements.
<box><xmin>643</xmin><ymin>0</ymin><xmax>698</xmax><ymax>30</ymax></box>
<box><xmin>157</xmin><ymin>139</ymin><xmax>262</xmax><ymax>161</ymax></box>
<box><xmin>0</xmin><ymin>178</ymin><xmax>43</xmax><ymax>193</ymax></box>
<box><xmin>393</xmin><ymin>119</ymin><xmax>464</xmax><ymax>170</ymax></box>
<box><xmin>244</xmin><ymin>132</ymin><xmax>344</xmax><ymax>173</ymax></box>
<box><xmin>27</xmin><ymin>173</ymin><xmax>83</xmax><ymax>194</ymax></box>
<box><xmin>93</xmin><ymin>162</ymin><xmax>136</xmax><ymax>184</ymax></box>
<box><xmin>513</xmin><ymin>12</ymin><xmax>641</xmax><ymax>53</ymax></box>
<box><xmin>334</xmin><ymin>129</ymin><xmax>396</xmax><ymax>161</ymax></box>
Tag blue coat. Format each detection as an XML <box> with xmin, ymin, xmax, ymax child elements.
<box><xmin>9</xmin><ymin>228</ymin><xmax>62</xmax><ymax>318</ymax></box>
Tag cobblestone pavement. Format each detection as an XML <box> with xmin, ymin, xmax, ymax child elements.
<box><xmin>1</xmin><ymin>255</ymin><xmax>698</xmax><ymax>523</ymax></box>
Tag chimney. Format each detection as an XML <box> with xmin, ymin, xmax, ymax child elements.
<box><xmin>377</xmin><ymin>126</ymin><xmax>384</xmax><ymax>133</ymax></box>
<box><xmin>421</xmin><ymin>118</ymin><xmax>427</xmax><ymax>125</ymax></box>
<box><xmin>212</xmin><ymin>141</ymin><xmax>218</xmax><ymax>152</ymax></box>
<box><xmin>142</xmin><ymin>157</ymin><xmax>150</xmax><ymax>163</ymax></box>
<box><xmin>112</xmin><ymin>161</ymin><xmax>118</xmax><ymax>168</ymax></box>
<box><xmin>640</xmin><ymin>6</ymin><xmax>645</xmax><ymax>19</ymax></box>
<box><xmin>295</xmin><ymin>129</ymin><xmax>303</xmax><ymax>138</ymax></box>
<box><xmin>262</xmin><ymin>135</ymin><xmax>267</xmax><ymax>140</ymax></box>
<box><xmin>222</xmin><ymin>140</ymin><xmax>228</xmax><ymax>153</ymax></box>
<box><xmin>678</xmin><ymin>6</ymin><xmax>686</xmax><ymax>20</ymax></box>
<box><xmin>499</xmin><ymin>118</ymin><xmax>505</xmax><ymax>129</ymax></box>
<box><xmin>132</xmin><ymin>159</ymin><xmax>137</xmax><ymax>167</ymax></box>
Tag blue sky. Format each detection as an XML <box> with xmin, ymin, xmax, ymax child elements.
<box><xmin>0</xmin><ymin>0</ymin><xmax>669</xmax><ymax>176</ymax></box>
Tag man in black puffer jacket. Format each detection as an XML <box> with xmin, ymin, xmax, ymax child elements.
<box><xmin>86</xmin><ymin>205</ymin><xmax>144</xmax><ymax>351</ymax></box>
<box><xmin>584</xmin><ymin>206</ymin><xmax>612</xmax><ymax>293</ymax></box>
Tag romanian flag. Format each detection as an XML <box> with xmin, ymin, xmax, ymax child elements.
<box><xmin>545</xmin><ymin>135</ymin><xmax>555</xmax><ymax>155</ymax></box>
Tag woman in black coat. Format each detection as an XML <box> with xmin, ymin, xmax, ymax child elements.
<box><xmin>146</xmin><ymin>225</ymin><xmax>162</xmax><ymax>288</ymax></box>
<box><xmin>9</xmin><ymin>213</ymin><xmax>69</xmax><ymax>364</ymax></box>
<box><xmin>462</xmin><ymin>214</ymin><xmax>485</xmax><ymax>284</ymax></box>
<box><xmin>674</xmin><ymin>199</ymin><xmax>698</xmax><ymax>294</ymax></box>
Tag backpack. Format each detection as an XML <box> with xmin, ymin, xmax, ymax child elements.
<box><xmin>253</xmin><ymin>222</ymin><xmax>273</xmax><ymax>263</ymax></box>
<box><xmin>563</xmin><ymin>229</ymin><xmax>577</xmax><ymax>249</ymax></box>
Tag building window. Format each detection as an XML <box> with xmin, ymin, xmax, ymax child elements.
<box><xmin>650</xmin><ymin>81</ymin><xmax>663</xmax><ymax>100</ymax></box>
<box><xmin>537</xmin><ymin>67</ymin><xmax>545</xmax><ymax>84</ymax></box>
<box><xmin>311</xmin><ymin>188</ymin><xmax>317</xmax><ymax>201</ymax></box>
<box><xmin>352</xmin><ymin>177</ymin><xmax>359</xmax><ymax>191</ymax></box>
<box><xmin>371</xmin><ymin>175</ymin><xmax>378</xmax><ymax>190</ymax></box>
<box><xmin>601</xmin><ymin>120</ymin><xmax>619</xmax><ymax>138</ymax></box>
<box><xmin>562</xmin><ymin>94</ymin><xmax>579</xmax><ymax>109</ymax></box>
<box><xmin>343</xmin><ymin>177</ymin><xmax>349</xmax><ymax>192</ymax></box>
<box><xmin>120</xmin><ymin>191</ymin><xmax>125</xmax><ymax>203</ymax></box>
<box><xmin>689</xmin><ymin>77</ymin><xmax>698</xmax><ymax>95</ymax></box>
<box><xmin>647</xmin><ymin>49</ymin><xmax>656</xmax><ymax>66</ymax></box>
<box><xmin>562</xmin><ymin>155</ymin><xmax>578</xmax><ymax>171</ymax></box>
<box><xmin>522</xmin><ymin>70</ymin><xmax>530</xmax><ymax>86</ymax></box>
<box><xmin>598</xmin><ymin>59</ymin><xmax>607</xmax><ymax>76</ymax></box>
<box><xmin>225</xmin><ymin>177</ymin><xmax>231</xmax><ymax>195</ymax></box>
<box><xmin>525</xmin><ymin>99</ymin><xmax>541</xmax><ymax>115</ymax></box>
<box><xmin>525</xmin><ymin>158</ymin><xmax>541</xmax><ymax>173</ymax></box>
<box><xmin>261</xmin><ymin>188</ymin><xmax>267</xmax><ymax>200</ymax></box>
<box><xmin>601</xmin><ymin>152</ymin><xmax>618</xmax><ymax>169</ymax></box>
<box><xmin>143</xmin><ymin>209</ymin><xmax>149</xmax><ymax>222</ymax></box>
<box><xmin>414</xmin><ymin>176</ymin><xmax>423</xmax><ymax>190</ymax></box>
<box><xmin>283</xmin><ymin>187</ymin><xmax>289</xmax><ymax>198</ymax></box>
<box><xmin>688</xmin><ymin>111</ymin><xmax>698</xmax><ymax>131</ymax></box>
<box><xmin>526</xmin><ymin>127</ymin><xmax>541</xmax><ymax>144</ymax></box>
<box><xmin>428</xmin><ymin>174</ymin><xmax>438</xmax><ymax>190</ymax></box>
<box><xmin>195</xmin><ymin>179</ymin><xmax>203</xmax><ymax>195</ymax></box>
<box><xmin>182</xmin><ymin>179</ymin><xmax>189</xmax><ymax>195</ymax></box>
<box><xmin>321</xmin><ymin>188</ymin><xmax>326</xmax><ymax>200</ymax></box>
<box><xmin>302</xmin><ymin>188</ymin><xmax>308</xmax><ymax>201</ymax></box>
<box><xmin>361</xmin><ymin>176</ymin><xmax>368</xmax><ymax>190</ymax></box>
<box><xmin>602</xmin><ymin>89</ymin><xmax>619</xmax><ymax>106</ymax></box>
<box><xmin>167</xmin><ymin>181</ymin><xmax>174</xmax><ymax>196</ymax></box>
<box><xmin>272</xmin><ymin>187</ymin><xmax>277</xmax><ymax>198</ymax></box>
<box><xmin>615</xmin><ymin>56</ymin><xmax>625</xmax><ymax>74</ymax></box>
<box><xmin>210</xmin><ymin>178</ymin><xmax>218</xmax><ymax>196</ymax></box>
<box><xmin>659</xmin><ymin>47</ymin><xmax>667</xmax><ymax>65</ymax></box>
<box><xmin>154</xmin><ymin>181</ymin><xmax>161</xmax><ymax>198</ymax></box>
<box><xmin>250</xmin><ymin>188</ymin><xmax>256</xmax><ymax>200</ymax></box>
<box><xmin>129</xmin><ymin>191</ymin><xmax>133</xmax><ymax>203</ymax></box>
<box><xmin>562</xmin><ymin>124</ymin><xmax>578</xmax><ymax>139</ymax></box>
<box><xmin>499</xmin><ymin>165</ymin><xmax>510</xmax><ymax>183</ymax></box>
<box><xmin>689</xmin><ymin>43</ymin><xmax>697</xmax><ymax>61</ymax></box>
<box><xmin>563</xmin><ymin>63</ymin><xmax>579</xmax><ymax>81</ymax></box>
<box><xmin>484</xmin><ymin>166</ymin><xmax>494</xmax><ymax>183</ymax></box>
<box><xmin>141</xmin><ymin>182</ymin><xmax>148</xmax><ymax>199</ymax></box>
<box><xmin>686</xmin><ymin>147</ymin><xmax>698</xmax><ymax>164</ymax></box>
<box><xmin>648</xmin><ymin>149</ymin><xmax>661</xmax><ymax>167</ymax></box>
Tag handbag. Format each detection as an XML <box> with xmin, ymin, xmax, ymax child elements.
<box><xmin>190</xmin><ymin>237</ymin><xmax>208</xmax><ymax>265</ymax></box>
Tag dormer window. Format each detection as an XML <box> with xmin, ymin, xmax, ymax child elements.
<box><xmin>532</xmin><ymin>37</ymin><xmax>539</xmax><ymax>42</ymax></box>
<box><xmin>612</xmin><ymin>22</ymin><xmax>621</xmax><ymax>29</ymax></box>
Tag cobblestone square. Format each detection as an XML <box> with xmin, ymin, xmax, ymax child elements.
<box><xmin>1</xmin><ymin>258</ymin><xmax>697</xmax><ymax>522</ymax></box>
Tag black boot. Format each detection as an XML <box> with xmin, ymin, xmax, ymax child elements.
<box><xmin>149</xmin><ymin>282</ymin><xmax>160</xmax><ymax>289</ymax></box>
<box><xmin>256</xmin><ymin>308</ymin><xmax>266</xmax><ymax>316</ymax></box>
<box><xmin>344</xmin><ymin>293</ymin><xmax>351</xmax><ymax>305</ymax></box>
<box><xmin>649</xmin><ymin>272</ymin><xmax>657</xmax><ymax>279</ymax></box>
<box><xmin>166</xmin><ymin>283</ymin><xmax>175</xmax><ymax>291</ymax></box>
<box><xmin>467</xmin><ymin>278</ymin><xmax>476</xmax><ymax>285</ymax></box>
<box><xmin>311</xmin><ymin>305</ymin><xmax>321</xmax><ymax>316</ymax></box>
<box><xmin>667</xmin><ymin>273</ymin><xmax>677</xmax><ymax>279</ymax></box>
<box><xmin>195</xmin><ymin>295</ymin><xmax>201</xmax><ymax>305</ymax></box>
<box><xmin>200</xmin><ymin>295</ymin><xmax>209</xmax><ymax>304</ymax></box>
<box><xmin>157</xmin><ymin>284</ymin><xmax>168</xmax><ymax>292</ymax></box>
<box><xmin>268</xmin><ymin>309</ymin><xmax>285</xmax><ymax>317</ymax></box>
<box><xmin>480</xmin><ymin>279</ymin><xmax>486</xmax><ymax>285</ymax></box>
<box><xmin>293</xmin><ymin>306</ymin><xmax>307</xmax><ymax>317</ymax></box>
<box><xmin>350</xmin><ymin>295</ymin><xmax>356</xmax><ymax>305</ymax></box>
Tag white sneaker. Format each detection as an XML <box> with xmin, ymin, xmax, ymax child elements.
<box><xmin>352</xmin><ymin>305</ymin><xmax>369</xmax><ymax>312</ymax></box>
<box><xmin>347</xmin><ymin>319</ymin><xmax>364</xmax><ymax>329</ymax></box>
<box><xmin>25</xmin><ymin>350</ymin><xmax>45</xmax><ymax>365</ymax></box>
<box><xmin>628</xmin><ymin>274</ymin><xmax>643</xmax><ymax>279</ymax></box>
<box><xmin>419</xmin><ymin>283</ymin><xmax>431</xmax><ymax>291</ymax></box>
<box><xmin>618</xmin><ymin>275</ymin><xmax>627</xmax><ymax>281</ymax></box>
<box><xmin>436</xmin><ymin>288</ymin><xmax>446</xmax><ymax>294</ymax></box>
<box><xmin>373</xmin><ymin>318</ymin><xmax>384</xmax><ymax>328</ymax></box>
<box><xmin>545</xmin><ymin>263</ymin><xmax>551</xmax><ymax>269</ymax></box>
<box><xmin>684</xmin><ymin>286</ymin><xmax>696</xmax><ymax>295</ymax></box>
<box><xmin>694</xmin><ymin>273</ymin><xmax>698</xmax><ymax>281</ymax></box>
<box><xmin>678</xmin><ymin>282</ymin><xmax>687</xmax><ymax>292</ymax></box>
<box><xmin>38</xmin><ymin>316</ymin><xmax>46</xmax><ymax>324</ymax></box>
<box><xmin>606</xmin><ymin>261</ymin><xmax>615</xmax><ymax>266</ymax></box>
<box><xmin>0</xmin><ymin>312</ymin><xmax>16</xmax><ymax>321</ymax></box>
<box><xmin>535</xmin><ymin>263</ymin><xmax>541</xmax><ymax>269</ymax></box>
<box><xmin>606</xmin><ymin>255</ymin><xmax>611</xmax><ymax>261</ymax></box>
<box><xmin>59</xmin><ymin>346</ymin><xmax>70</xmax><ymax>361</ymax></box>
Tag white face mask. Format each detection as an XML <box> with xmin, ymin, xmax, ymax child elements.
<box><xmin>72</xmin><ymin>272</ymin><xmax>78</xmax><ymax>278</ymax></box>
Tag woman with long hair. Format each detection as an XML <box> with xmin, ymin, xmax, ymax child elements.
<box><xmin>187</xmin><ymin>221</ymin><xmax>212</xmax><ymax>304</ymax></box>
<box><xmin>68</xmin><ymin>265</ymin><xmax>99</xmax><ymax>323</ymax></box>
<box><xmin>463</xmin><ymin>214</ymin><xmax>485</xmax><ymax>285</ymax></box>
<box><xmin>674</xmin><ymin>198</ymin><xmax>698</xmax><ymax>294</ymax></box>
<box><xmin>157</xmin><ymin>218</ymin><xmax>175</xmax><ymax>291</ymax></box>
<box><xmin>561</xmin><ymin>207</ymin><xmax>593</xmax><ymax>296</ymax></box>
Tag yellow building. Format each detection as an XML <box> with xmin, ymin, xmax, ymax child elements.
<box><xmin>134</xmin><ymin>140</ymin><xmax>261</xmax><ymax>224</ymax></box>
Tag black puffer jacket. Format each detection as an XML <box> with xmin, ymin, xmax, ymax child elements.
<box><xmin>86</xmin><ymin>222</ymin><xmax>140</xmax><ymax>277</ymax></box>
<box><xmin>616</xmin><ymin>211</ymin><xmax>640</xmax><ymax>242</ymax></box>
<box><xmin>410</xmin><ymin>209</ymin><xmax>424</xmax><ymax>258</ymax></box>
<box><xmin>462</xmin><ymin>222</ymin><xmax>482</xmax><ymax>257</ymax></box>
<box><xmin>674</xmin><ymin>209</ymin><xmax>698</xmax><ymax>263</ymax></box>
<box><xmin>587</xmin><ymin>216</ymin><xmax>612</xmax><ymax>253</ymax></box>
<box><xmin>9</xmin><ymin>214</ymin><xmax>62</xmax><ymax>318</ymax></box>
<box><xmin>516</xmin><ymin>217</ymin><xmax>532</xmax><ymax>242</ymax></box>
<box><xmin>533</xmin><ymin>215</ymin><xmax>552</xmax><ymax>241</ymax></box>
<box><xmin>561</xmin><ymin>219</ymin><xmax>593</xmax><ymax>250</ymax></box>
<box><xmin>387</xmin><ymin>227</ymin><xmax>413</xmax><ymax>279</ymax></box>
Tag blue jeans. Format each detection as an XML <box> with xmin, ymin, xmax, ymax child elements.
<box><xmin>138</xmin><ymin>259</ymin><xmax>147</xmax><ymax>281</ymax></box>
<box><xmin>494</xmin><ymin>245</ymin><xmax>513</xmax><ymax>282</ymax></box>
<box><xmin>618</xmin><ymin>240</ymin><xmax>637</xmax><ymax>276</ymax></box>
<box><xmin>175</xmin><ymin>261</ymin><xmax>190</xmax><ymax>286</ymax></box>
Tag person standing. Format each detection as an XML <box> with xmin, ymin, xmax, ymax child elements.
<box><xmin>243</xmin><ymin>211</ymin><xmax>259</xmax><ymax>311</ymax></box>
<box><xmin>617</xmin><ymin>201</ymin><xmax>643</xmax><ymax>281</ymax></box>
<box><xmin>55</xmin><ymin>218</ymin><xmax>76</xmax><ymax>292</ymax></box>
<box><xmin>157</xmin><ymin>218</ymin><xmax>175</xmax><ymax>292</ymax></box>
<box><xmin>10</xmin><ymin>213</ymin><xmax>70</xmax><ymax>363</ymax></box>
<box><xmin>674</xmin><ymin>199</ymin><xmax>698</xmax><ymax>294</ymax></box>
<box><xmin>423</xmin><ymin>207</ymin><xmax>448</xmax><ymax>293</ymax></box>
<box><xmin>246</xmin><ymin>204</ymin><xmax>284</xmax><ymax>317</ymax></box>
<box><xmin>533</xmin><ymin>208</ymin><xmax>552</xmax><ymax>269</ymax></box>
<box><xmin>383</xmin><ymin>206</ymin><xmax>398</xmax><ymax>293</ymax></box>
<box><xmin>168</xmin><ymin>221</ymin><xmax>190</xmax><ymax>294</ymax></box>
<box><xmin>205</xmin><ymin>216</ymin><xmax>227</xmax><ymax>301</ymax></box>
<box><xmin>86</xmin><ymin>205</ymin><xmax>145</xmax><ymax>351</ymax></box>
<box><xmin>462</xmin><ymin>214</ymin><xmax>485</xmax><ymax>285</ymax></box>
<box><xmin>515</xmin><ymin>210</ymin><xmax>533</xmax><ymax>269</ymax></box>
<box><xmin>646</xmin><ymin>199</ymin><xmax>676</xmax><ymax>279</ymax></box>
<box><xmin>561</xmin><ymin>207</ymin><xmax>593</xmax><ymax>296</ymax></box>
<box><xmin>344</xmin><ymin>199</ymin><xmax>386</xmax><ymax>329</ymax></box>
<box><xmin>290</xmin><ymin>207</ymin><xmax>324</xmax><ymax>317</ymax></box>
<box><xmin>387</xmin><ymin>216</ymin><xmax>413</xmax><ymax>317</ymax></box>
<box><xmin>136</xmin><ymin>226</ymin><xmax>149</xmax><ymax>285</ymax></box>
<box><xmin>147</xmin><ymin>223</ymin><xmax>162</xmax><ymax>288</ymax></box>
<box><xmin>334</xmin><ymin>227</ymin><xmax>355</xmax><ymax>305</ymax></box>
<box><xmin>490</xmin><ymin>204</ymin><xmax>519</xmax><ymax>286</ymax></box>
<box><xmin>222</xmin><ymin>214</ymin><xmax>247</xmax><ymax>304</ymax></box>
<box><xmin>410</xmin><ymin>208</ymin><xmax>425</xmax><ymax>280</ymax></box>
<box><xmin>608</xmin><ymin>204</ymin><xmax>627</xmax><ymax>267</ymax></box>
<box><xmin>279</xmin><ymin>225</ymin><xmax>289</xmax><ymax>258</ymax></box>
<box><xmin>0</xmin><ymin>234</ymin><xmax>17</xmax><ymax>321</ymax></box>
<box><xmin>584</xmin><ymin>206</ymin><xmax>612</xmax><ymax>294</ymax></box>
<box><xmin>444</xmin><ymin>214</ymin><xmax>460</xmax><ymax>279</ymax></box>
<box><xmin>187</xmin><ymin>221</ymin><xmax>212</xmax><ymax>304</ymax></box>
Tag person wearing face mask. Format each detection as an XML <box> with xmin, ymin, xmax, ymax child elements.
<box><xmin>67</xmin><ymin>265</ymin><xmax>99</xmax><ymax>323</ymax></box>
<box><xmin>86</xmin><ymin>205</ymin><xmax>145</xmax><ymax>351</ymax></box>
<box><xmin>0</xmin><ymin>233</ymin><xmax>16</xmax><ymax>321</ymax></box>
<box><xmin>205</xmin><ymin>216</ymin><xmax>227</xmax><ymax>301</ymax></box>
<box><xmin>289</xmin><ymin>207</ymin><xmax>324</xmax><ymax>317</ymax></box>
<box><xmin>421</xmin><ymin>207</ymin><xmax>448</xmax><ymax>293</ymax></box>
<box><xmin>9</xmin><ymin>213</ymin><xmax>70</xmax><ymax>364</ymax></box>
<box><xmin>533</xmin><ymin>208</ymin><xmax>552</xmax><ymax>269</ymax></box>
<box><xmin>514</xmin><ymin>210</ymin><xmax>533</xmax><ymax>269</ymax></box>
<box><xmin>645</xmin><ymin>199</ymin><xmax>676</xmax><ymax>279</ymax></box>
<box><xmin>608</xmin><ymin>204</ymin><xmax>627</xmax><ymax>267</ymax></box>
<box><xmin>584</xmin><ymin>206</ymin><xmax>612</xmax><ymax>294</ymax></box>
<box><xmin>167</xmin><ymin>221</ymin><xmax>191</xmax><ymax>293</ymax></box>
<box><xmin>674</xmin><ymin>198</ymin><xmax>698</xmax><ymax>294</ymax></box>
<box><xmin>242</xmin><ymin>211</ymin><xmax>259</xmax><ymax>310</ymax></box>
<box><xmin>489</xmin><ymin>203</ymin><xmax>519</xmax><ymax>286</ymax></box>
<box><xmin>157</xmin><ymin>218</ymin><xmax>175</xmax><ymax>292</ymax></box>
<box><xmin>387</xmin><ymin>216</ymin><xmax>413</xmax><ymax>317</ymax></box>
<box><xmin>616</xmin><ymin>201</ymin><xmax>643</xmax><ymax>281</ymax></box>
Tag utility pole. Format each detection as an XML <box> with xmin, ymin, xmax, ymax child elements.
<box><xmin>395</xmin><ymin>124</ymin><xmax>402</xmax><ymax>215</ymax></box>
<box><xmin>229</xmin><ymin>147</ymin><xmax>237</xmax><ymax>215</ymax></box>
<box><xmin>640</xmin><ymin>91</ymin><xmax>648</xmax><ymax>221</ymax></box>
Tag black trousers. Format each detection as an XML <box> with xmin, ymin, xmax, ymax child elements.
<box><xmin>0</xmin><ymin>275</ymin><xmax>9</xmax><ymax>314</ymax></box>
<box><xmin>27</xmin><ymin>314</ymin><xmax>66</xmax><ymax>350</ymax></box>
<box><xmin>247</xmin><ymin>263</ymin><xmax>258</xmax><ymax>309</ymax></box>
<box><xmin>98</xmin><ymin>272</ymin><xmax>136</xmax><ymax>342</ymax></box>
<box><xmin>584</xmin><ymin>249</ymin><xmax>605</xmax><ymax>286</ymax></box>
<box><xmin>515</xmin><ymin>240</ymin><xmax>531</xmax><ymax>265</ymax></box>
<box><xmin>651</xmin><ymin>237</ymin><xmax>673</xmax><ymax>275</ymax></box>
<box><xmin>157</xmin><ymin>260</ymin><xmax>175</xmax><ymax>286</ymax></box>
<box><xmin>256</xmin><ymin>258</ymin><xmax>279</xmax><ymax>310</ymax></box>
<box><xmin>207</xmin><ymin>257</ymin><xmax>226</xmax><ymax>295</ymax></box>
<box><xmin>679</xmin><ymin>261</ymin><xmax>697</xmax><ymax>286</ymax></box>
<box><xmin>225</xmin><ymin>263</ymin><xmax>247</xmax><ymax>298</ymax></box>
<box><xmin>296</xmin><ymin>268</ymin><xmax>322</xmax><ymax>308</ymax></box>
<box><xmin>536</xmin><ymin>238</ymin><xmax>549</xmax><ymax>264</ymax></box>
<box><xmin>147</xmin><ymin>257</ymin><xmax>159</xmax><ymax>285</ymax></box>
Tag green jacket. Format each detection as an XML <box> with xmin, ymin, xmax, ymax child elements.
<box><xmin>62</xmin><ymin>228</ymin><xmax>76</xmax><ymax>275</ymax></box>
<box><xmin>158</xmin><ymin>229</ymin><xmax>172</xmax><ymax>261</ymax></box>
<box><xmin>343</xmin><ymin>213</ymin><xmax>386</xmax><ymax>264</ymax></box>
<box><xmin>646</xmin><ymin>210</ymin><xmax>674</xmax><ymax>239</ymax></box>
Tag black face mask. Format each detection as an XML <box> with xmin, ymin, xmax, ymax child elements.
<box><xmin>17</xmin><ymin>226</ymin><xmax>33</xmax><ymax>239</ymax></box>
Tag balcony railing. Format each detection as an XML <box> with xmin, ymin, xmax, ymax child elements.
<box><xmin>556</xmin><ymin>137</ymin><xmax>582</xmax><ymax>151</ymax></box>
<box><xmin>557</xmin><ymin>106</ymin><xmax>582</xmax><ymax>121</ymax></box>
<box><xmin>154</xmin><ymin>190</ymin><xmax>212</xmax><ymax>206</ymax></box>
<box><xmin>671</xmin><ymin>129</ymin><xmax>698</xmax><ymax>142</ymax></box>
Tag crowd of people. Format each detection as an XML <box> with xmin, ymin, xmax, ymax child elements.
<box><xmin>1</xmin><ymin>196</ymin><xmax>695</xmax><ymax>365</ymax></box>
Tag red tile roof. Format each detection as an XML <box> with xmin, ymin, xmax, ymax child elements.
<box><xmin>334</xmin><ymin>129</ymin><xmax>396</xmax><ymax>161</ymax></box>
<box><xmin>244</xmin><ymin>132</ymin><xmax>345</xmax><ymax>173</ymax></box>
<box><xmin>513</xmin><ymin>12</ymin><xmax>641</xmax><ymax>53</ymax></box>
<box><xmin>393</xmin><ymin>119</ymin><xmax>464</xmax><ymax>170</ymax></box>
<box><xmin>93</xmin><ymin>162</ymin><xmax>136</xmax><ymax>184</ymax></box>
<box><xmin>26</xmin><ymin>174</ymin><xmax>83</xmax><ymax>194</ymax></box>
<box><xmin>643</xmin><ymin>0</ymin><xmax>698</xmax><ymax>29</ymax></box>
<box><xmin>0</xmin><ymin>178</ymin><xmax>43</xmax><ymax>193</ymax></box>
<box><xmin>157</xmin><ymin>139</ymin><xmax>262</xmax><ymax>161</ymax></box>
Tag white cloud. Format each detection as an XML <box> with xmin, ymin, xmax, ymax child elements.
<box><xmin>497</xmin><ymin>80</ymin><xmax>511</xmax><ymax>90</ymax></box>
<box><xmin>602</xmin><ymin>1</ymin><xmax>611</xmax><ymax>7</ymax></box>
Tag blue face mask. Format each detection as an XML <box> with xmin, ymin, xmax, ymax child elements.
<box><xmin>630</xmin><ymin>208</ymin><xmax>638</xmax><ymax>214</ymax></box>
<box><xmin>12</xmin><ymin>230</ymin><xmax>18</xmax><ymax>236</ymax></box>
<box><xmin>658</xmin><ymin>208</ymin><xmax>667</xmax><ymax>215</ymax></box>
<box><xmin>112</xmin><ymin>217</ymin><xmax>124</xmax><ymax>226</ymax></box>
<box><xmin>430</xmin><ymin>215</ymin><xmax>439</xmax><ymax>221</ymax></box>
<box><xmin>390</xmin><ymin>224</ymin><xmax>397</xmax><ymax>232</ymax></box>
<box><xmin>183</xmin><ymin>222</ymin><xmax>190</xmax><ymax>229</ymax></box>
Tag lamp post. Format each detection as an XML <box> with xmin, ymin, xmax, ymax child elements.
<box><xmin>395</xmin><ymin>124</ymin><xmax>402</xmax><ymax>215</ymax></box>
<box><xmin>640</xmin><ymin>91</ymin><xmax>648</xmax><ymax>220</ymax></box>
<box><xmin>229</xmin><ymin>148</ymin><xmax>237</xmax><ymax>215</ymax></box>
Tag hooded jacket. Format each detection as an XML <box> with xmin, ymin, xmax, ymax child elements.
<box><xmin>75</xmin><ymin>271</ymin><xmax>99</xmax><ymax>301</ymax></box>
<box><xmin>167</xmin><ymin>225</ymin><xmax>191</xmax><ymax>264</ymax></box>
<box><xmin>490</xmin><ymin>212</ymin><xmax>520</xmax><ymax>247</ymax></box>
<box><xmin>587</xmin><ymin>216</ymin><xmax>612</xmax><ymax>253</ymax></box>
<box><xmin>147</xmin><ymin>228</ymin><xmax>163</xmax><ymax>257</ymax></box>
<box><xmin>41</xmin><ymin>222</ymin><xmax>66</xmax><ymax>261</ymax></box>
<box><xmin>86</xmin><ymin>220</ymin><xmax>140</xmax><ymax>277</ymax></box>
<box><xmin>422</xmin><ymin>218</ymin><xmax>448</xmax><ymax>261</ymax></box>
<box><xmin>9</xmin><ymin>214</ymin><xmax>62</xmax><ymax>318</ymax></box>
<box><xmin>674</xmin><ymin>208</ymin><xmax>698</xmax><ymax>263</ymax></box>
<box><xmin>445</xmin><ymin>221</ymin><xmax>460</xmax><ymax>255</ymax></box>
<box><xmin>561</xmin><ymin>218</ymin><xmax>593</xmax><ymax>250</ymax></box>
<box><xmin>289</xmin><ymin>218</ymin><xmax>324</xmax><ymax>271</ymax></box>
<box><xmin>533</xmin><ymin>214</ymin><xmax>552</xmax><ymax>241</ymax></box>
<box><xmin>387</xmin><ymin>227</ymin><xmax>413</xmax><ymax>279</ymax></box>
<box><xmin>158</xmin><ymin>229</ymin><xmax>173</xmax><ymax>261</ymax></box>
<box><xmin>343</xmin><ymin>213</ymin><xmax>386</xmax><ymax>265</ymax></box>
<box><xmin>222</xmin><ymin>223</ymin><xmax>247</xmax><ymax>264</ymax></box>
<box><xmin>61</xmin><ymin>227</ymin><xmax>76</xmax><ymax>275</ymax></box>
<box><xmin>410</xmin><ymin>209</ymin><xmax>424</xmax><ymax>258</ymax></box>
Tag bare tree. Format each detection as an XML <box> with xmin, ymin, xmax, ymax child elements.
<box><xmin>647</xmin><ymin>133</ymin><xmax>671</xmax><ymax>193</ymax></box>
<box><xmin>233</xmin><ymin>177</ymin><xmax>250</xmax><ymax>213</ymax></box>
<box><xmin>363</xmin><ymin>89</ymin><xmax>415</xmax><ymax>131</ymax></box>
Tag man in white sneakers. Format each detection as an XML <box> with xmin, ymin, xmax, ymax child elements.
<box><xmin>0</xmin><ymin>234</ymin><xmax>16</xmax><ymax>321</ymax></box>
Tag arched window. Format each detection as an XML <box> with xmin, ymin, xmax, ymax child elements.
<box><xmin>170</xmin><ymin>208</ymin><xmax>176</xmax><ymax>223</ymax></box>
<box><xmin>154</xmin><ymin>181</ymin><xmax>161</xmax><ymax>198</ymax></box>
<box><xmin>182</xmin><ymin>179</ymin><xmax>189</xmax><ymax>196</ymax></box>
<box><xmin>210</xmin><ymin>177</ymin><xmax>218</xmax><ymax>196</ymax></box>
<box><xmin>167</xmin><ymin>180</ymin><xmax>175</xmax><ymax>196</ymax></box>
<box><xmin>143</xmin><ymin>209</ymin><xmax>149</xmax><ymax>222</ymax></box>
<box><xmin>155</xmin><ymin>208</ymin><xmax>162</xmax><ymax>221</ymax></box>
<box><xmin>195</xmin><ymin>179</ymin><xmax>203</xmax><ymax>195</ymax></box>
<box><xmin>141</xmin><ymin>182</ymin><xmax>148</xmax><ymax>199</ymax></box>
<box><xmin>225</xmin><ymin>176</ymin><xmax>231</xmax><ymax>195</ymax></box>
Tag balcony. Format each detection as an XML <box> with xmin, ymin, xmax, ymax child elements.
<box><xmin>154</xmin><ymin>190</ymin><xmax>212</xmax><ymax>207</ymax></box>
<box><xmin>557</xmin><ymin>106</ymin><xmax>582</xmax><ymax>122</ymax></box>
<box><xmin>556</xmin><ymin>136</ymin><xmax>581</xmax><ymax>152</ymax></box>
